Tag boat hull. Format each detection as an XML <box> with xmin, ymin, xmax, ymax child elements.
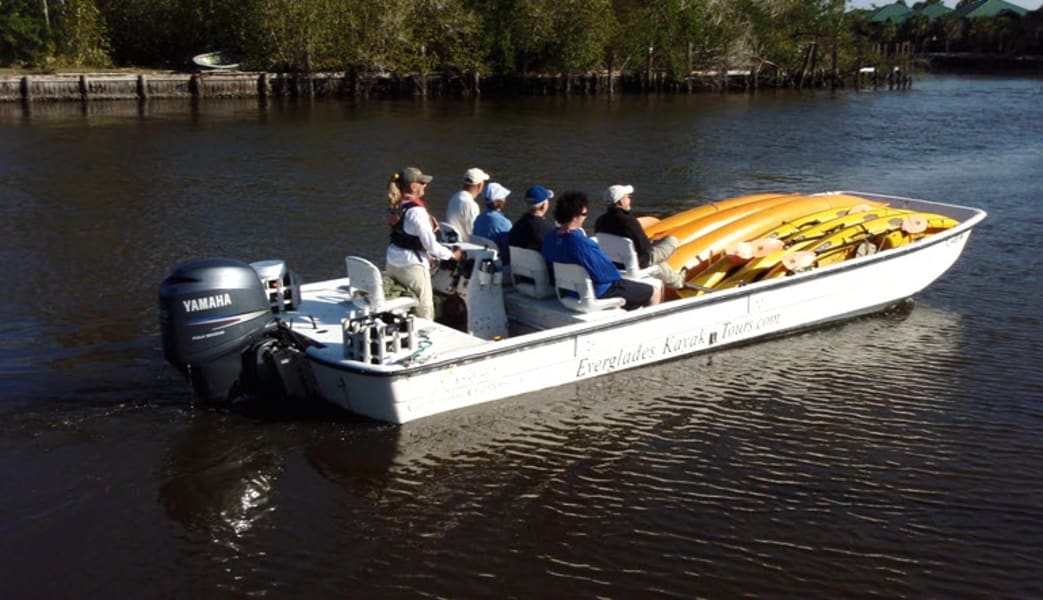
<box><xmin>192</xmin><ymin>51</ymin><xmax>241</xmax><ymax>70</ymax></box>
<box><xmin>299</xmin><ymin>193</ymin><xmax>981</xmax><ymax>423</ymax></box>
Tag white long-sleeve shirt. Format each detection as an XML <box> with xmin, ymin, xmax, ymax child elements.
<box><xmin>386</xmin><ymin>203</ymin><xmax>454</xmax><ymax>268</ymax></box>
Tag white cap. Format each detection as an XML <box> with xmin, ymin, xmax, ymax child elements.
<box><xmin>464</xmin><ymin>167</ymin><xmax>490</xmax><ymax>184</ymax></box>
<box><xmin>604</xmin><ymin>184</ymin><xmax>634</xmax><ymax>204</ymax></box>
<box><xmin>483</xmin><ymin>182</ymin><xmax>511</xmax><ymax>203</ymax></box>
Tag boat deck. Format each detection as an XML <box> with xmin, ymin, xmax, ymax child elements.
<box><xmin>503</xmin><ymin>288</ymin><xmax>624</xmax><ymax>330</ymax></box>
<box><xmin>281</xmin><ymin>192</ymin><xmax>988</xmax><ymax>377</ymax></box>
<box><xmin>287</xmin><ymin>273</ymin><xmax>633</xmax><ymax>369</ymax></box>
<box><xmin>284</xmin><ymin>278</ymin><xmax>489</xmax><ymax>368</ymax></box>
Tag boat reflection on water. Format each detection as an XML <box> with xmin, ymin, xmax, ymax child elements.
<box><xmin>157</xmin><ymin>300</ymin><xmax>968</xmax><ymax>549</ymax></box>
<box><xmin>309</xmin><ymin>299</ymin><xmax>970</xmax><ymax>475</ymax></box>
<box><xmin>158</xmin><ymin>415</ymin><xmax>288</xmax><ymax>543</ymax></box>
<box><xmin>157</xmin><ymin>406</ymin><xmax>403</xmax><ymax>545</ymax></box>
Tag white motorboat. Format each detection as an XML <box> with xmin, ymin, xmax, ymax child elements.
<box><xmin>192</xmin><ymin>51</ymin><xmax>241</xmax><ymax>70</ymax></box>
<box><xmin>159</xmin><ymin>192</ymin><xmax>985</xmax><ymax>424</ymax></box>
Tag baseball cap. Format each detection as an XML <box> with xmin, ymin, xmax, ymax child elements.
<box><xmin>399</xmin><ymin>166</ymin><xmax>433</xmax><ymax>184</ymax></box>
<box><xmin>524</xmin><ymin>185</ymin><xmax>554</xmax><ymax>205</ymax></box>
<box><xmin>483</xmin><ymin>182</ymin><xmax>511</xmax><ymax>203</ymax></box>
<box><xmin>464</xmin><ymin>167</ymin><xmax>490</xmax><ymax>184</ymax></box>
<box><xmin>604</xmin><ymin>184</ymin><xmax>634</xmax><ymax>204</ymax></box>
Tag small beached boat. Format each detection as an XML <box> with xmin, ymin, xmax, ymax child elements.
<box><xmin>159</xmin><ymin>191</ymin><xmax>985</xmax><ymax>424</ymax></box>
<box><xmin>192</xmin><ymin>51</ymin><xmax>241</xmax><ymax>70</ymax></box>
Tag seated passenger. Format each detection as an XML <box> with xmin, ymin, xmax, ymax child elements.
<box><xmin>594</xmin><ymin>184</ymin><xmax>685</xmax><ymax>289</ymax></box>
<box><xmin>473</xmin><ymin>182</ymin><xmax>513</xmax><ymax>264</ymax></box>
<box><xmin>445</xmin><ymin>167</ymin><xmax>490</xmax><ymax>243</ymax></box>
<box><xmin>508</xmin><ymin>185</ymin><xmax>555</xmax><ymax>251</ymax></box>
<box><xmin>542</xmin><ymin>191</ymin><xmax>661</xmax><ymax>310</ymax></box>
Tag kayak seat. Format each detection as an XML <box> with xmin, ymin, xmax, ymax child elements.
<box><xmin>345</xmin><ymin>256</ymin><xmax>417</xmax><ymax>315</ymax></box>
<box><xmin>510</xmin><ymin>246</ymin><xmax>553</xmax><ymax>299</ymax></box>
<box><xmin>552</xmin><ymin>262</ymin><xmax>626</xmax><ymax>313</ymax></box>
<box><xmin>592</xmin><ymin>233</ymin><xmax>659</xmax><ymax>278</ymax></box>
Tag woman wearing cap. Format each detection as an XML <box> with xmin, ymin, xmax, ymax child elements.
<box><xmin>445</xmin><ymin>167</ymin><xmax>490</xmax><ymax>243</ymax></box>
<box><xmin>594</xmin><ymin>184</ymin><xmax>684</xmax><ymax>289</ymax></box>
<box><xmin>508</xmin><ymin>185</ymin><xmax>556</xmax><ymax>251</ymax></box>
<box><xmin>386</xmin><ymin>166</ymin><xmax>463</xmax><ymax>321</ymax></box>
<box><xmin>543</xmin><ymin>191</ymin><xmax>661</xmax><ymax>310</ymax></box>
<box><xmin>472</xmin><ymin>182</ymin><xmax>513</xmax><ymax>262</ymax></box>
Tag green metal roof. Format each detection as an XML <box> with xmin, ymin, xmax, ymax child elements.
<box><xmin>917</xmin><ymin>3</ymin><xmax>953</xmax><ymax>21</ymax></box>
<box><xmin>866</xmin><ymin>0</ymin><xmax>1028</xmax><ymax>24</ymax></box>
<box><xmin>952</xmin><ymin>0</ymin><xmax>1029</xmax><ymax>19</ymax></box>
<box><xmin>870</xmin><ymin>3</ymin><xmax>913</xmax><ymax>23</ymax></box>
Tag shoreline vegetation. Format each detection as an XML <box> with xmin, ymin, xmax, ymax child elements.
<box><xmin>2</xmin><ymin>0</ymin><xmax>1041</xmax><ymax>102</ymax></box>
<box><xmin>4</xmin><ymin>53</ymin><xmax>1039</xmax><ymax>104</ymax></box>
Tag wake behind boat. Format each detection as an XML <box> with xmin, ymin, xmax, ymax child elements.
<box><xmin>159</xmin><ymin>191</ymin><xmax>985</xmax><ymax>424</ymax></box>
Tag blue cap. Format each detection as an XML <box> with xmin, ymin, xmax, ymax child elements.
<box><xmin>524</xmin><ymin>185</ymin><xmax>554</xmax><ymax>204</ymax></box>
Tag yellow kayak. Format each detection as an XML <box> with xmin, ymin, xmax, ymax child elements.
<box><xmin>701</xmin><ymin>206</ymin><xmax>915</xmax><ymax>291</ymax></box>
<box><xmin>754</xmin><ymin>198</ymin><xmax>881</xmax><ymax>243</ymax></box>
<box><xmin>686</xmin><ymin>201</ymin><xmax>886</xmax><ymax>291</ymax></box>
<box><xmin>761</xmin><ymin>212</ymin><xmax>961</xmax><ymax>279</ymax></box>
<box><xmin>643</xmin><ymin>192</ymin><xmax>796</xmax><ymax>239</ymax></box>
<box><xmin>666</xmin><ymin>194</ymin><xmax>878</xmax><ymax>279</ymax></box>
<box><xmin>660</xmin><ymin>194</ymin><xmax>805</xmax><ymax>247</ymax></box>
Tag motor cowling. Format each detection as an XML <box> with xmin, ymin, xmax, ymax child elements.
<box><xmin>159</xmin><ymin>258</ymin><xmax>276</xmax><ymax>401</ymax></box>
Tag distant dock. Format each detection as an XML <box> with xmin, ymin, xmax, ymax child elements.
<box><xmin>0</xmin><ymin>72</ymin><xmax>342</xmax><ymax>103</ymax></box>
<box><xmin>1</xmin><ymin>66</ymin><xmax>915</xmax><ymax>104</ymax></box>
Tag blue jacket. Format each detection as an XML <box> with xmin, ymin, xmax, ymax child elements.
<box><xmin>473</xmin><ymin>209</ymin><xmax>513</xmax><ymax>263</ymax></box>
<box><xmin>541</xmin><ymin>228</ymin><xmax>620</xmax><ymax>297</ymax></box>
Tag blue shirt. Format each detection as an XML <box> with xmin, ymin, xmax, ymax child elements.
<box><xmin>473</xmin><ymin>209</ymin><xmax>513</xmax><ymax>263</ymax></box>
<box><xmin>541</xmin><ymin>228</ymin><xmax>621</xmax><ymax>297</ymax></box>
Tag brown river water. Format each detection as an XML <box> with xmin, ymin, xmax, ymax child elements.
<box><xmin>1</xmin><ymin>75</ymin><xmax>1041</xmax><ymax>598</ymax></box>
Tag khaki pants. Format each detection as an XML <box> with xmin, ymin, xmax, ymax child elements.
<box><xmin>386</xmin><ymin>262</ymin><xmax>434</xmax><ymax>320</ymax></box>
<box><xmin>650</xmin><ymin>235</ymin><xmax>678</xmax><ymax>265</ymax></box>
<box><xmin>649</xmin><ymin>235</ymin><xmax>683</xmax><ymax>289</ymax></box>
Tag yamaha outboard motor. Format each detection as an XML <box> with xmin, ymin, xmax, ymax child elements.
<box><xmin>159</xmin><ymin>258</ymin><xmax>276</xmax><ymax>402</ymax></box>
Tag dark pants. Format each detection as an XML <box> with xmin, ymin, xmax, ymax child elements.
<box><xmin>601</xmin><ymin>278</ymin><xmax>654</xmax><ymax>310</ymax></box>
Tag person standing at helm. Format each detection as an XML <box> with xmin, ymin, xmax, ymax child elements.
<box><xmin>386</xmin><ymin>166</ymin><xmax>463</xmax><ymax>321</ymax></box>
<box><xmin>594</xmin><ymin>184</ymin><xmax>685</xmax><ymax>289</ymax></box>
<box><xmin>445</xmin><ymin>167</ymin><xmax>490</xmax><ymax>243</ymax></box>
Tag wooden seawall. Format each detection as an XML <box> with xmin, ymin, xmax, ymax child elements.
<box><xmin>0</xmin><ymin>72</ymin><xmax>374</xmax><ymax>103</ymax></box>
<box><xmin>1</xmin><ymin>68</ymin><xmax>896</xmax><ymax>103</ymax></box>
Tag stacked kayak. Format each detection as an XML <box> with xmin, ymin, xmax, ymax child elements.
<box><xmin>642</xmin><ymin>192</ymin><xmax>960</xmax><ymax>298</ymax></box>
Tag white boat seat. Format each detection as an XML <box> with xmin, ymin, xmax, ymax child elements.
<box><xmin>510</xmin><ymin>246</ymin><xmax>553</xmax><ymax>299</ymax></box>
<box><xmin>592</xmin><ymin>233</ymin><xmax>659</xmax><ymax>278</ymax></box>
<box><xmin>438</xmin><ymin>221</ymin><xmax>460</xmax><ymax>244</ymax></box>
<box><xmin>345</xmin><ymin>256</ymin><xmax>417</xmax><ymax>314</ymax></box>
<box><xmin>552</xmin><ymin>262</ymin><xmax>626</xmax><ymax>313</ymax></box>
<box><xmin>469</xmin><ymin>234</ymin><xmax>499</xmax><ymax>253</ymax></box>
